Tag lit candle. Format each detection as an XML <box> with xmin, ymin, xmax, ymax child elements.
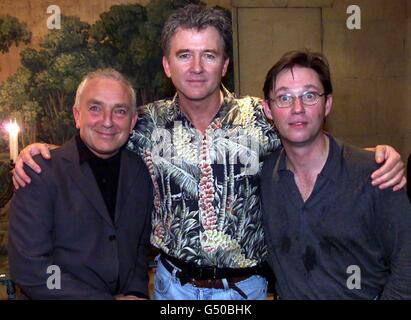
<box><xmin>5</xmin><ymin>119</ymin><xmax>20</xmax><ymax>163</ymax></box>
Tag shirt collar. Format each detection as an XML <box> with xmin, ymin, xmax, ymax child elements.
<box><xmin>75</xmin><ymin>134</ymin><xmax>122</xmax><ymax>165</ymax></box>
<box><xmin>276</xmin><ymin>133</ymin><xmax>343</xmax><ymax>183</ymax></box>
<box><xmin>170</xmin><ymin>84</ymin><xmax>236</xmax><ymax>124</ymax></box>
<box><xmin>75</xmin><ymin>134</ymin><xmax>93</xmax><ymax>165</ymax></box>
<box><xmin>319</xmin><ymin>133</ymin><xmax>344</xmax><ymax>183</ymax></box>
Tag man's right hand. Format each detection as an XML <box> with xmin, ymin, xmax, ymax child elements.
<box><xmin>12</xmin><ymin>143</ymin><xmax>58</xmax><ymax>189</ymax></box>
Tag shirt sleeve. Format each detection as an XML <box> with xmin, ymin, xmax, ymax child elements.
<box><xmin>375</xmin><ymin>187</ymin><xmax>411</xmax><ymax>299</ymax></box>
<box><xmin>122</xmin><ymin>173</ymin><xmax>153</xmax><ymax>297</ymax></box>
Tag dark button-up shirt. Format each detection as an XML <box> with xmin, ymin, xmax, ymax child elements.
<box><xmin>261</xmin><ymin>135</ymin><xmax>411</xmax><ymax>299</ymax></box>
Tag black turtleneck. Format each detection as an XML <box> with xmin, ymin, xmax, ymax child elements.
<box><xmin>75</xmin><ymin>135</ymin><xmax>121</xmax><ymax>222</ymax></box>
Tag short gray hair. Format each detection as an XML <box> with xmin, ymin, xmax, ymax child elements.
<box><xmin>74</xmin><ymin>68</ymin><xmax>137</xmax><ymax>112</ymax></box>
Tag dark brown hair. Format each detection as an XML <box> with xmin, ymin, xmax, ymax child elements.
<box><xmin>263</xmin><ymin>50</ymin><xmax>333</xmax><ymax>101</ymax></box>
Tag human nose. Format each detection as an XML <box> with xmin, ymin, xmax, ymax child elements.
<box><xmin>102</xmin><ymin>109</ymin><xmax>113</xmax><ymax>127</ymax></box>
<box><xmin>291</xmin><ymin>96</ymin><xmax>305</xmax><ymax>114</ymax></box>
<box><xmin>190</xmin><ymin>55</ymin><xmax>203</xmax><ymax>73</ymax></box>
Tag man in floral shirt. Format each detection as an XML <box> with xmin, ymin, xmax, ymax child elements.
<box><xmin>13</xmin><ymin>4</ymin><xmax>406</xmax><ymax>300</ymax></box>
<box><xmin>125</xmin><ymin>4</ymin><xmax>280</xmax><ymax>300</ymax></box>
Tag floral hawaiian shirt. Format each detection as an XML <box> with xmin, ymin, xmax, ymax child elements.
<box><xmin>127</xmin><ymin>86</ymin><xmax>280</xmax><ymax>268</ymax></box>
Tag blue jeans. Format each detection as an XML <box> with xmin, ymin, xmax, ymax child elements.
<box><xmin>154</xmin><ymin>255</ymin><xmax>268</xmax><ymax>300</ymax></box>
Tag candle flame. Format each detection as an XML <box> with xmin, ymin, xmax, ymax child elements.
<box><xmin>5</xmin><ymin>119</ymin><xmax>20</xmax><ymax>135</ymax></box>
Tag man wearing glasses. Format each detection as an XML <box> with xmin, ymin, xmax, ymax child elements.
<box><xmin>261</xmin><ymin>50</ymin><xmax>411</xmax><ymax>299</ymax></box>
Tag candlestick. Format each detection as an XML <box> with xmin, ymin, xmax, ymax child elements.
<box><xmin>5</xmin><ymin>119</ymin><xmax>20</xmax><ymax>164</ymax></box>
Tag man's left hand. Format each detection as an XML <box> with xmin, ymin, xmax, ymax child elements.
<box><xmin>369</xmin><ymin>145</ymin><xmax>406</xmax><ymax>191</ymax></box>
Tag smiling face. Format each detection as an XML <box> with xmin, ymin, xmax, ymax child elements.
<box><xmin>73</xmin><ymin>77</ymin><xmax>138</xmax><ymax>159</ymax></box>
<box><xmin>162</xmin><ymin>26</ymin><xmax>229</xmax><ymax>106</ymax></box>
<box><xmin>263</xmin><ymin>66</ymin><xmax>333</xmax><ymax>148</ymax></box>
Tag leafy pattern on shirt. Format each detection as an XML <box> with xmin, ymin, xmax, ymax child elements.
<box><xmin>127</xmin><ymin>87</ymin><xmax>280</xmax><ymax>267</ymax></box>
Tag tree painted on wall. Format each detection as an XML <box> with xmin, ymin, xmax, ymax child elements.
<box><xmin>0</xmin><ymin>15</ymin><xmax>31</xmax><ymax>54</ymax></box>
<box><xmin>0</xmin><ymin>0</ymin><xmax>233</xmax><ymax>146</ymax></box>
<box><xmin>0</xmin><ymin>15</ymin><xmax>31</xmax><ymax>149</ymax></box>
<box><xmin>0</xmin><ymin>16</ymin><xmax>103</xmax><ymax>145</ymax></box>
<box><xmin>21</xmin><ymin>16</ymin><xmax>108</xmax><ymax>144</ymax></box>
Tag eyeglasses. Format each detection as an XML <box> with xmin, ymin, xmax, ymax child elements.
<box><xmin>270</xmin><ymin>91</ymin><xmax>326</xmax><ymax>108</ymax></box>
